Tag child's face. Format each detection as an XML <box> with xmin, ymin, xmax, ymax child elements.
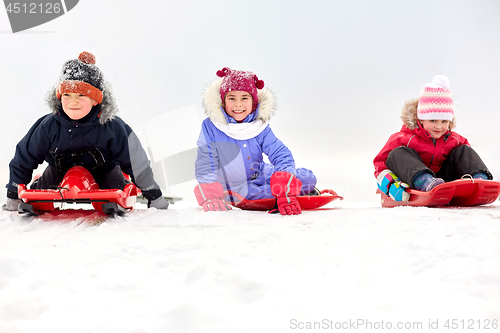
<box><xmin>223</xmin><ymin>91</ymin><xmax>253</xmax><ymax>123</ymax></box>
<box><xmin>420</xmin><ymin>119</ymin><xmax>450</xmax><ymax>139</ymax></box>
<box><xmin>61</xmin><ymin>93</ymin><xmax>97</xmax><ymax>120</ymax></box>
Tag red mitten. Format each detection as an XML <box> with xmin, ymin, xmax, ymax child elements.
<box><xmin>194</xmin><ymin>183</ymin><xmax>232</xmax><ymax>212</ymax></box>
<box><xmin>270</xmin><ymin>171</ymin><xmax>302</xmax><ymax>215</ymax></box>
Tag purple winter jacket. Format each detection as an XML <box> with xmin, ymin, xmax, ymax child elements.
<box><xmin>195</xmin><ymin>78</ymin><xmax>299</xmax><ymax>200</ymax></box>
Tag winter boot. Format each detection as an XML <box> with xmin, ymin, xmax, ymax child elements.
<box><xmin>472</xmin><ymin>172</ymin><xmax>489</xmax><ymax>180</ymax></box>
<box><xmin>307</xmin><ymin>188</ymin><xmax>321</xmax><ymax>196</ymax></box>
<box><xmin>413</xmin><ymin>172</ymin><xmax>445</xmax><ymax>192</ymax></box>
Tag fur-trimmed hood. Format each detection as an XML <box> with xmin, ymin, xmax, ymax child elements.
<box><xmin>400</xmin><ymin>98</ymin><xmax>456</xmax><ymax>130</ymax></box>
<box><xmin>203</xmin><ymin>78</ymin><xmax>276</xmax><ymax>124</ymax></box>
<box><xmin>46</xmin><ymin>80</ymin><xmax>118</xmax><ymax>125</ymax></box>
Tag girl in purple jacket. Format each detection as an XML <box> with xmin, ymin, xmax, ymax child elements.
<box><xmin>194</xmin><ymin>67</ymin><xmax>317</xmax><ymax>215</ymax></box>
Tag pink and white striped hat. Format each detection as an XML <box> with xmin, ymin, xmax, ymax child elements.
<box><xmin>417</xmin><ymin>75</ymin><xmax>454</xmax><ymax>121</ymax></box>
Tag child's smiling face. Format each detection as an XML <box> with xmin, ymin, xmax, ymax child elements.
<box><xmin>61</xmin><ymin>93</ymin><xmax>97</xmax><ymax>120</ymax></box>
<box><xmin>420</xmin><ymin>119</ymin><xmax>450</xmax><ymax>139</ymax></box>
<box><xmin>223</xmin><ymin>91</ymin><xmax>253</xmax><ymax>122</ymax></box>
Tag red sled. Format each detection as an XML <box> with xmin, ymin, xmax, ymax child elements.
<box><xmin>377</xmin><ymin>179</ymin><xmax>500</xmax><ymax>208</ymax></box>
<box><xmin>225</xmin><ymin>189</ymin><xmax>343</xmax><ymax>211</ymax></box>
<box><xmin>17</xmin><ymin>166</ymin><xmax>141</xmax><ymax>216</ymax></box>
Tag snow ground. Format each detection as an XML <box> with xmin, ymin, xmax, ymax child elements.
<box><xmin>1</xmin><ymin>200</ymin><xmax>499</xmax><ymax>333</ymax></box>
<box><xmin>1</xmin><ymin>1</ymin><xmax>500</xmax><ymax>332</ymax></box>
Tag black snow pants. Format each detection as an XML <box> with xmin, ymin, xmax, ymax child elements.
<box><xmin>30</xmin><ymin>165</ymin><xmax>130</xmax><ymax>190</ymax></box>
<box><xmin>386</xmin><ymin>145</ymin><xmax>492</xmax><ymax>189</ymax></box>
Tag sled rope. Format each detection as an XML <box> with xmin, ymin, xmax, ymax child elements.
<box><xmin>461</xmin><ymin>174</ymin><xmax>474</xmax><ymax>183</ymax></box>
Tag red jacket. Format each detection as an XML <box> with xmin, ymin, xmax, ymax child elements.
<box><xmin>373</xmin><ymin>125</ymin><xmax>469</xmax><ymax>177</ymax></box>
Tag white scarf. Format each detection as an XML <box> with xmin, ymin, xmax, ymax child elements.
<box><xmin>212</xmin><ymin>119</ymin><xmax>269</xmax><ymax>140</ymax></box>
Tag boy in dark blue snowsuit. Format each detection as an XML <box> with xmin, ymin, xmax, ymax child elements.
<box><xmin>3</xmin><ymin>52</ymin><xmax>169</xmax><ymax>211</ymax></box>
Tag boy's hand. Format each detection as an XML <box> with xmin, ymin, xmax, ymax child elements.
<box><xmin>270</xmin><ymin>171</ymin><xmax>302</xmax><ymax>215</ymax></box>
<box><xmin>2</xmin><ymin>198</ymin><xmax>22</xmax><ymax>211</ymax></box>
<box><xmin>377</xmin><ymin>169</ymin><xmax>410</xmax><ymax>202</ymax></box>
<box><xmin>194</xmin><ymin>183</ymin><xmax>232</xmax><ymax>212</ymax></box>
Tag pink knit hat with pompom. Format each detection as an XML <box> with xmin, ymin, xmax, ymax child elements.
<box><xmin>217</xmin><ymin>67</ymin><xmax>264</xmax><ymax>111</ymax></box>
<box><xmin>417</xmin><ymin>75</ymin><xmax>454</xmax><ymax>121</ymax></box>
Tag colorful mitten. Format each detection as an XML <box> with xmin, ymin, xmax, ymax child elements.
<box><xmin>377</xmin><ymin>169</ymin><xmax>410</xmax><ymax>202</ymax></box>
<box><xmin>194</xmin><ymin>182</ymin><xmax>232</xmax><ymax>212</ymax></box>
<box><xmin>388</xmin><ymin>180</ymin><xmax>410</xmax><ymax>201</ymax></box>
<box><xmin>270</xmin><ymin>171</ymin><xmax>302</xmax><ymax>215</ymax></box>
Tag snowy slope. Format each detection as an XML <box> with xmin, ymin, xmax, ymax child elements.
<box><xmin>1</xmin><ymin>1</ymin><xmax>500</xmax><ymax>332</ymax></box>
<box><xmin>1</xmin><ymin>201</ymin><xmax>499</xmax><ymax>333</ymax></box>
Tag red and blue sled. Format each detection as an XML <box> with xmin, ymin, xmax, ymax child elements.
<box><xmin>17</xmin><ymin>166</ymin><xmax>141</xmax><ymax>216</ymax></box>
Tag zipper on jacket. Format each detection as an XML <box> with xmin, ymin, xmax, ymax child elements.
<box><xmin>430</xmin><ymin>136</ymin><xmax>436</xmax><ymax>165</ymax></box>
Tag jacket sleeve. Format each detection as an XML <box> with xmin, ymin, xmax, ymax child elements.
<box><xmin>195</xmin><ymin>119</ymin><xmax>219</xmax><ymax>184</ymax></box>
<box><xmin>373</xmin><ymin>132</ymin><xmax>406</xmax><ymax>178</ymax></box>
<box><xmin>450</xmin><ymin>132</ymin><xmax>470</xmax><ymax>147</ymax></box>
<box><xmin>7</xmin><ymin>115</ymin><xmax>52</xmax><ymax>192</ymax></box>
<box><xmin>260</xmin><ymin>126</ymin><xmax>296</xmax><ymax>175</ymax></box>
<box><xmin>112</xmin><ymin>121</ymin><xmax>160</xmax><ymax>191</ymax></box>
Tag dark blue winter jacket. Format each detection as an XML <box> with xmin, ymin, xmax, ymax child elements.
<box><xmin>7</xmin><ymin>87</ymin><xmax>157</xmax><ymax>194</ymax></box>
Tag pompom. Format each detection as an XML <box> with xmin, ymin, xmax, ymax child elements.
<box><xmin>216</xmin><ymin>67</ymin><xmax>229</xmax><ymax>77</ymax></box>
<box><xmin>432</xmin><ymin>75</ymin><xmax>450</xmax><ymax>90</ymax></box>
<box><xmin>255</xmin><ymin>78</ymin><xmax>265</xmax><ymax>90</ymax></box>
<box><xmin>78</xmin><ymin>52</ymin><xmax>96</xmax><ymax>65</ymax></box>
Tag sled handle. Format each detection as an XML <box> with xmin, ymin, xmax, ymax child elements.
<box><xmin>123</xmin><ymin>183</ymin><xmax>141</xmax><ymax>197</ymax></box>
<box><xmin>321</xmin><ymin>189</ymin><xmax>338</xmax><ymax>196</ymax></box>
<box><xmin>320</xmin><ymin>189</ymin><xmax>344</xmax><ymax>200</ymax></box>
<box><xmin>18</xmin><ymin>184</ymin><xmax>27</xmax><ymax>202</ymax></box>
<box><xmin>460</xmin><ymin>174</ymin><xmax>474</xmax><ymax>182</ymax></box>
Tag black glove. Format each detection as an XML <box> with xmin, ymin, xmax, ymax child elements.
<box><xmin>7</xmin><ymin>189</ymin><xmax>18</xmax><ymax>199</ymax></box>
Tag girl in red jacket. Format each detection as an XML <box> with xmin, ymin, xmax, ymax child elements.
<box><xmin>373</xmin><ymin>75</ymin><xmax>492</xmax><ymax>201</ymax></box>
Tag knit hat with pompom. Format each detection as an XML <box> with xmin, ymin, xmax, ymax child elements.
<box><xmin>217</xmin><ymin>67</ymin><xmax>264</xmax><ymax>111</ymax></box>
<box><xmin>417</xmin><ymin>75</ymin><xmax>454</xmax><ymax>121</ymax></box>
<box><xmin>56</xmin><ymin>51</ymin><xmax>104</xmax><ymax>104</ymax></box>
